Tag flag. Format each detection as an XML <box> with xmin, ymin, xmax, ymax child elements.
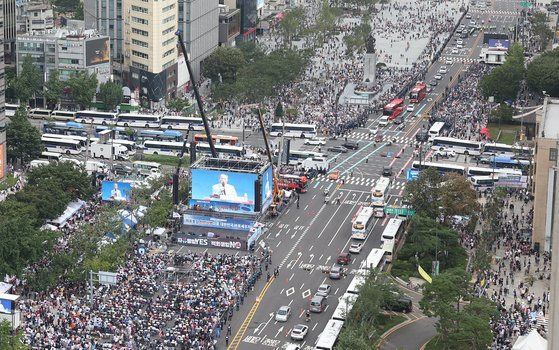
<box><xmin>418</xmin><ymin>265</ymin><xmax>433</xmax><ymax>284</ymax></box>
<box><xmin>480</xmin><ymin>276</ymin><xmax>486</xmax><ymax>288</ymax></box>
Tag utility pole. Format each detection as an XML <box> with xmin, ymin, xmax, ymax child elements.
<box><xmin>277</xmin><ymin>119</ymin><xmax>285</xmax><ymax>169</ymax></box>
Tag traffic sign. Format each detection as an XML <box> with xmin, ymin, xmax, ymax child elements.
<box><xmin>384</xmin><ymin>207</ymin><xmax>416</xmax><ymax>216</ymax></box>
<box><xmin>520</xmin><ymin>1</ymin><xmax>532</xmax><ymax>7</ymax></box>
<box><xmin>406</xmin><ymin>169</ymin><xmax>419</xmax><ymax>181</ymax></box>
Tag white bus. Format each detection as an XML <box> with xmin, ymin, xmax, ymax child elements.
<box><xmin>160</xmin><ymin>116</ymin><xmax>203</xmax><ymax>130</ymax></box>
<box><xmin>112</xmin><ymin>139</ymin><xmax>137</xmax><ymax>155</ymax></box>
<box><xmin>411</xmin><ymin>161</ymin><xmax>466</xmax><ymax>176</ymax></box>
<box><xmin>431</xmin><ymin>137</ymin><xmax>483</xmax><ymax>155</ymax></box>
<box><xmin>39</xmin><ymin>151</ymin><xmax>62</xmax><ymax>161</ymax></box>
<box><xmin>351</xmin><ymin>206</ymin><xmax>375</xmax><ymax>240</ymax></box>
<box><xmin>42</xmin><ymin>133</ymin><xmax>88</xmax><ymax>147</ymax></box>
<box><xmin>116</xmin><ymin>113</ymin><xmax>161</xmax><ymax>128</ymax></box>
<box><xmin>383</xmin><ymin>240</ymin><xmax>396</xmax><ymax>263</ymax></box>
<box><xmin>360</xmin><ymin>248</ymin><xmax>387</xmax><ymax>273</ymax></box>
<box><xmin>371</xmin><ymin>177</ymin><xmax>391</xmax><ymax>217</ymax></box>
<box><xmin>332</xmin><ymin>293</ymin><xmax>358</xmax><ymax>322</ymax></box>
<box><xmin>196</xmin><ymin>143</ymin><xmax>245</xmax><ymax>158</ymax></box>
<box><xmin>288</xmin><ymin>150</ymin><xmax>327</xmax><ymax>165</ymax></box>
<box><xmin>29</xmin><ymin>108</ymin><xmax>51</xmax><ymax>119</ymax></box>
<box><xmin>5</xmin><ymin>103</ymin><xmax>19</xmax><ymax>117</ymax></box>
<box><xmin>469</xmin><ymin>175</ymin><xmax>499</xmax><ymax>188</ymax></box>
<box><xmin>428</xmin><ymin>122</ymin><xmax>446</xmax><ymax>141</ymax></box>
<box><xmin>76</xmin><ymin>110</ymin><xmax>118</xmax><ymax>125</ymax></box>
<box><xmin>41</xmin><ymin>136</ymin><xmax>82</xmax><ymax>155</ymax></box>
<box><xmin>315</xmin><ymin>320</ymin><xmax>344</xmax><ymax>350</ymax></box>
<box><xmin>142</xmin><ymin>140</ymin><xmax>185</xmax><ymax>156</ymax></box>
<box><xmin>51</xmin><ymin>110</ymin><xmax>76</xmax><ymax>121</ymax></box>
<box><xmin>346</xmin><ymin>275</ymin><xmax>366</xmax><ymax>295</ymax></box>
<box><xmin>466</xmin><ymin>166</ymin><xmax>522</xmax><ymax>177</ymax></box>
<box><xmin>380</xmin><ymin>218</ymin><xmax>405</xmax><ymax>247</ymax></box>
<box><xmin>482</xmin><ymin>142</ymin><xmax>533</xmax><ymax>158</ymax></box>
<box><xmin>132</xmin><ymin>161</ymin><xmax>162</xmax><ymax>176</ymax></box>
<box><xmin>270</xmin><ymin>122</ymin><xmax>317</xmax><ymax>138</ymax></box>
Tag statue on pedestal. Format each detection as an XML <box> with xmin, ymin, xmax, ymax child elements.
<box><xmin>366</xmin><ymin>34</ymin><xmax>376</xmax><ymax>54</ymax></box>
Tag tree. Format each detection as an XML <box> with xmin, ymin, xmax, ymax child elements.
<box><xmin>15</xmin><ymin>182</ymin><xmax>71</xmax><ymax>222</ymax></box>
<box><xmin>13</xmin><ymin>55</ymin><xmax>42</xmax><ymax>105</ymax></box>
<box><xmin>490</xmin><ymin>103</ymin><xmax>514</xmax><ymax>124</ymax></box>
<box><xmin>404</xmin><ymin>167</ymin><xmax>441</xmax><ymax>219</ymax></box>
<box><xmin>526</xmin><ymin>48</ymin><xmax>559</xmax><ymax>97</ymax></box>
<box><xmin>336</xmin><ymin>329</ymin><xmax>370</xmax><ymax>350</ymax></box>
<box><xmin>439</xmin><ymin>173</ymin><xmax>479</xmax><ymax>222</ymax></box>
<box><xmin>278</xmin><ymin>7</ymin><xmax>307</xmax><ymax>46</ymax></box>
<box><xmin>530</xmin><ymin>12</ymin><xmax>554</xmax><ymax>51</ymax></box>
<box><xmin>44</xmin><ymin>69</ymin><xmax>65</xmax><ymax>109</ymax></box>
<box><xmin>6</xmin><ymin>108</ymin><xmax>42</xmax><ymax>164</ymax></box>
<box><xmin>98</xmin><ymin>81</ymin><xmax>123</xmax><ymax>111</ymax></box>
<box><xmin>274</xmin><ymin>101</ymin><xmax>284</xmax><ymax>121</ymax></box>
<box><xmin>0</xmin><ymin>319</ymin><xmax>26</xmax><ymax>350</ymax></box>
<box><xmin>166</xmin><ymin>98</ymin><xmax>191</xmax><ymax>113</ymax></box>
<box><xmin>203</xmin><ymin>47</ymin><xmax>246</xmax><ymax>83</ymax></box>
<box><xmin>26</xmin><ymin>161</ymin><xmax>94</xmax><ymax>200</ymax></box>
<box><xmin>142</xmin><ymin>191</ymin><xmax>173</xmax><ymax>228</ymax></box>
<box><xmin>480</xmin><ymin>42</ymin><xmax>525</xmax><ymax>102</ymax></box>
<box><xmin>67</xmin><ymin>71</ymin><xmax>98</xmax><ymax>109</ymax></box>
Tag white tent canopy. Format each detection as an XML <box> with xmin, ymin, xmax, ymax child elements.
<box><xmin>512</xmin><ymin>330</ymin><xmax>547</xmax><ymax>350</ymax></box>
<box><xmin>48</xmin><ymin>200</ymin><xmax>85</xmax><ymax>227</ymax></box>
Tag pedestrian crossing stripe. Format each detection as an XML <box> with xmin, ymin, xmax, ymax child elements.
<box><xmin>313</xmin><ymin>175</ymin><xmax>406</xmax><ymax>189</ymax></box>
<box><xmin>439</xmin><ymin>56</ymin><xmax>477</xmax><ymax>64</ymax></box>
<box><xmin>469</xmin><ymin>10</ymin><xmax>520</xmax><ymax>15</ymax></box>
<box><xmin>345</xmin><ymin>133</ymin><xmax>414</xmax><ymax>143</ymax></box>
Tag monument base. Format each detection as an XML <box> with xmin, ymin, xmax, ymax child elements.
<box><xmin>363</xmin><ymin>52</ymin><xmax>377</xmax><ymax>86</ymax></box>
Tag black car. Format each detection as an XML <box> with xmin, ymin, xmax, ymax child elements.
<box><xmin>416</xmin><ymin>130</ymin><xmax>429</xmax><ymax>142</ymax></box>
<box><xmin>393</xmin><ymin>116</ymin><xmax>404</xmax><ymax>125</ymax></box>
<box><xmin>429</xmin><ymin>79</ymin><xmax>438</xmax><ymax>86</ymax></box>
<box><xmin>382</xmin><ymin>166</ymin><xmax>393</xmax><ymax>177</ymax></box>
<box><xmin>328</xmin><ymin>146</ymin><xmax>349</xmax><ymax>153</ymax></box>
<box><xmin>342</xmin><ymin>141</ymin><xmax>359</xmax><ymax>150</ymax></box>
<box><xmin>460</xmin><ymin>32</ymin><xmax>468</xmax><ymax>39</ymax></box>
<box><xmin>113</xmin><ymin>164</ymin><xmax>133</xmax><ymax>175</ymax></box>
<box><xmin>384</xmin><ymin>296</ymin><xmax>413</xmax><ymax>313</ymax></box>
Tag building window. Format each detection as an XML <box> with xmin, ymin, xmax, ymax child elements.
<box><xmin>550</xmin><ymin>148</ymin><xmax>557</xmax><ymax>162</ymax></box>
<box><xmin>162</xmin><ymin>4</ymin><xmax>175</xmax><ymax>12</ymax></box>
<box><xmin>131</xmin><ymin>5</ymin><xmax>148</xmax><ymax>14</ymax></box>
<box><xmin>163</xmin><ymin>48</ymin><xmax>174</xmax><ymax>58</ymax></box>
<box><xmin>163</xmin><ymin>15</ymin><xmax>175</xmax><ymax>24</ymax></box>
<box><xmin>162</xmin><ymin>26</ymin><xmax>174</xmax><ymax>36</ymax></box>
<box><xmin>131</xmin><ymin>16</ymin><xmax>148</xmax><ymax>25</ymax></box>
<box><xmin>162</xmin><ymin>38</ymin><xmax>174</xmax><ymax>46</ymax></box>
<box><xmin>132</xmin><ymin>28</ymin><xmax>148</xmax><ymax>36</ymax></box>
<box><xmin>132</xmin><ymin>50</ymin><xmax>148</xmax><ymax>59</ymax></box>
<box><xmin>162</xmin><ymin>60</ymin><xmax>174</xmax><ymax>69</ymax></box>
<box><xmin>131</xmin><ymin>61</ymin><xmax>148</xmax><ymax>70</ymax></box>
<box><xmin>132</xmin><ymin>39</ymin><xmax>148</xmax><ymax>48</ymax></box>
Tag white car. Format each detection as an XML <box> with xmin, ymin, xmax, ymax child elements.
<box><xmin>369</xmin><ymin>126</ymin><xmax>379</xmax><ymax>135</ymax></box>
<box><xmin>457</xmin><ymin>43</ymin><xmax>464</xmax><ymax>49</ymax></box>
<box><xmin>304</xmin><ymin>137</ymin><xmax>326</xmax><ymax>146</ymax></box>
<box><xmin>315</xmin><ymin>284</ymin><xmax>332</xmax><ymax>297</ymax></box>
<box><xmin>445</xmin><ymin>58</ymin><xmax>453</xmax><ymax>65</ymax></box>
<box><xmin>276</xmin><ymin>306</ymin><xmax>291</xmax><ymax>322</ymax></box>
<box><xmin>470</xmin><ymin>20</ymin><xmax>477</xmax><ymax>26</ymax></box>
<box><xmin>290</xmin><ymin>324</ymin><xmax>309</xmax><ymax>341</ymax></box>
<box><xmin>457</xmin><ymin>40</ymin><xmax>463</xmax><ymax>45</ymax></box>
<box><xmin>349</xmin><ymin>243</ymin><xmax>363</xmax><ymax>253</ymax></box>
<box><xmin>434</xmin><ymin>74</ymin><xmax>442</xmax><ymax>80</ymax></box>
<box><xmin>406</xmin><ymin>104</ymin><xmax>415</xmax><ymax>112</ymax></box>
<box><xmin>435</xmin><ymin>150</ymin><xmax>457</xmax><ymax>158</ymax></box>
<box><xmin>451</xmin><ymin>48</ymin><xmax>459</xmax><ymax>54</ymax></box>
<box><xmin>439</xmin><ymin>66</ymin><xmax>448</xmax><ymax>74</ymax></box>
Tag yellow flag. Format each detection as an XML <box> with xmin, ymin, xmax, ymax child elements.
<box><xmin>418</xmin><ymin>265</ymin><xmax>433</xmax><ymax>284</ymax></box>
<box><xmin>480</xmin><ymin>277</ymin><xmax>486</xmax><ymax>287</ymax></box>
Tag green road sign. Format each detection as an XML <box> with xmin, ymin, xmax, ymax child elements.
<box><xmin>520</xmin><ymin>1</ymin><xmax>532</xmax><ymax>7</ymax></box>
<box><xmin>384</xmin><ymin>207</ymin><xmax>416</xmax><ymax>216</ymax></box>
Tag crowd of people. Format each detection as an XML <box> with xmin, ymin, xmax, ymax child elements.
<box><xmin>0</xmin><ymin>170</ymin><xmax>25</xmax><ymax>202</ymax></box>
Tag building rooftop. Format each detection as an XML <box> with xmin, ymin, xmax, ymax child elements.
<box><xmin>540</xmin><ymin>98</ymin><xmax>559</xmax><ymax>140</ymax></box>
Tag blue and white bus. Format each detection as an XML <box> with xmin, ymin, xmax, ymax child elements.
<box><xmin>270</xmin><ymin>123</ymin><xmax>317</xmax><ymax>138</ymax></box>
<box><xmin>466</xmin><ymin>166</ymin><xmax>522</xmax><ymax>177</ymax></box>
<box><xmin>116</xmin><ymin>113</ymin><xmax>161</xmax><ymax>128</ymax></box>
<box><xmin>137</xmin><ymin>129</ymin><xmax>183</xmax><ymax>142</ymax></box>
<box><xmin>41</xmin><ymin>136</ymin><xmax>83</xmax><ymax>155</ymax></box>
<box><xmin>142</xmin><ymin>140</ymin><xmax>185</xmax><ymax>156</ymax></box>
<box><xmin>95</xmin><ymin>126</ymin><xmax>137</xmax><ymax>141</ymax></box>
<box><xmin>411</xmin><ymin>161</ymin><xmax>466</xmax><ymax>176</ymax></box>
<box><xmin>76</xmin><ymin>110</ymin><xmax>118</xmax><ymax>125</ymax></box>
<box><xmin>482</xmin><ymin>142</ymin><xmax>533</xmax><ymax>158</ymax></box>
<box><xmin>431</xmin><ymin>137</ymin><xmax>483</xmax><ymax>156</ymax></box>
<box><xmin>196</xmin><ymin>143</ymin><xmax>245</xmax><ymax>158</ymax></box>
<box><xmin>484</xmin><ymin>156</ymin><xmax>530</xmax><ymax>175</ymax></box>
<box><xmin>160</xmin><ymin>116</ymin><xmax>204</xmax><ymax>130</ymax></box>
<box><xmin>43</xmin><ymin>122</ymin><xmax>87</xmax><ymax>137</ymax></box>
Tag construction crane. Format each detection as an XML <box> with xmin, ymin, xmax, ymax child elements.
<box><xmin>256</xmin><ymin>108</ymin><xmax>283</xmax><ymax>210</ymax></box>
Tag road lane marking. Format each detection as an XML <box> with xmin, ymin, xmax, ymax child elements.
<box><xmin>327</xmin><ymin>193</ymin><xmax>366</xmax><ymax>246</ymax></box>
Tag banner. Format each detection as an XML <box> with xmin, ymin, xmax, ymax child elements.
<box><xmin>182</xmin><ymin>214</ymin><xmax>255</xmax><ymax>231</ymax></box>
<box><xmin>418</xmin><ymin>264</ymin><xmax>433</xmax><ymax>284</ymax></box>
<box><xmin>175</xmin><ymin>234</ymin><xmax>246</xmax><ymax>250</ymax></box>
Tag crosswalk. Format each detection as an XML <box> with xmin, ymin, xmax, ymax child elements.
<box><xmin>469</xmin><ymin>9</ymin><xmax>520</xmax><ymax>15</ymax></box>
<box><xmin>536</xmin><ymin>316</ymin><xmax>548</xmax><ymax>333</ymax></box>
<box><xmin>314</xmin><ymin>174</ymin><xmax>407</xmax><ymax>189</ymax></box>
<box><xmin>439</xmin><ymin>56</ymin><xmax>478</xmax><ymax>64</ymax></box>
<box><xmin>345</xmin><ymin>132</ymin><xmax>414</xmax><ymax>143</ymax></box>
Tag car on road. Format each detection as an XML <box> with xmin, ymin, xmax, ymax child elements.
<box><xmin>304</xmin><ymin>137</ymin><xmax>326</xmax><ymax>145</ymax></box>
<box><xmin>435</xmin><ymin>150</ymin><xmax>457</xmax><ymax>158</ymax></box>
<box><xmin>426</xmin><ymin>85</ymin><xmax>433</xmax><ymax>92</ymax></box>
<box><xmin>384</xmin><ymin>295</ymin><xmax>413</xmax><ymax>313</ymax></box>
<box><xmin>329</xmin><ymin>265</ymin><xmax>343</xmax><ymax>279</ymax></box>
<box><xmin>406</xmin><ymin>104</ymin><xmax>415</xmax><ymax>112</ymax></box>
<box><xmin>457</xmin><ymin>39</ymin><xmax>463</xmax><ymax>45</ymax></box>
<box><xmin>349</xmin><ymin>243</ymin><xmax>363</xmax><ymax>254</ymax></box>
<box><xmin>457</xmin><ymin>43</ymin><xmax>464</xmax><ymax>49</ymax></box>
<box><xmin>439</xmin><ymin>66</ymin><xmax>448</xmax><ymax>74</ymax></box>
<box><xmin>451</xmin><ymin>48</ymin><xmax>459</xmax><ymax>54</ymax></box>
<box><xmin>416</xmin><ymin>130</ymin><xmax>429</xmax><ymax>142</ymax></box>
<box><xmin>466</xmin><ymin>14</ymin><xmax>472</xmax><ymax>19</ymax></box>
<box><xmin>113</xmin><ymin>164</ymin><xmax>133</xmax><ymax>175</ymax></box>
<box><xmin>445</xmin><ymin>58</ymin><xmax>453</xmax><ymax>65</ymax></box>
<box><xmin>315</xmin><ymin>284</ymin><xmax>332</xmax><ymax>297</ymax></box>
<box><xmin>380</xmin><ymin>151</ymin><xmax>394</xmax><ymax>158</ymax></box>
<box><xmin>393</xmin><ymin>116</ymin><xmax>404</xmax><ymax>124</ymax></box>
<box><xmin>382</xmin><ymin>166</ymin><xmax>393</xmax><ymax>176</ymax></box>
<box><xmin>434</xmin><ymin>74</ymin><xmax>442</xmax><ymax>80</ymax></box>
<box><xmin>369</xmin><ymin>126</ymin><xmax>379</xmax><ymax>135</ymax></box>
<box><xmin>374</xmin><ymin>134</ymin><xmax>384</xmax><ymax>143</ymax></box>
<box><xmin>429</xmin><ymin>79</ymin><xmax>438</xmax><ymax>86</ymax></box>
<box><xmin>275</xmin><ymin>306</ymin><xmax>291</xmax><ymax>322</ymax></box>
<box><xmin>286</xmin><ymin>345</ymin><xmax>301</xmax><ymax>350</ymax></box>
<box><xmin>469</xmin><ymin>20</ymin><xmax>477</xmax><ymax>26</ymax></box>
<box><xmin>328</xmin><ymin>170</ymin><xmax>340</xmax><ymax>181</ymax></box>
<box><xmin>337</xmin><ymin>252</ymin><xmax>351</xmax><ymax>265</ymax></box>
<box><xmin>342</xmin><ymin>141</ymin><xmax>359</xmax><ymax>150</ymax></box>
<box><xmin>290</xmin><ymin>324</ymin><xmax>308</xmax><ymax>341</ymax></box>
<box><xmin>460</xmin><ymin>32</ymin><xmax>468</xmax><ymax>39</ymax></box>
<box><xmin>328</xmin><ymin>146</ymin><xmax>348</xmax><ymax>153</ymax></box>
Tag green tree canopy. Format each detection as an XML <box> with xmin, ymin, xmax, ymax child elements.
<box><xmin>166</xmin><ymin>98</ymin><xmax>191</xmax><ymax>113</ymax></box>
<box><xmin>530</xmin><ymin>12</ymin><xmax>554</xmax><ymax>51</ymax></box>
<box><xmin>526</xmin><ymin>48</ymin><xmax>559</xmax><ymax>97</ymax></box>
<box><xmin>439</xmin><ymin>173</ymin><xmax>479</xmax><ymax>222</ymax></box>
<box><xmin>98</xmin><ymin>81</ymin><xmax>123</xmax><ymax>111</ymax></box>
<box><xmin>480</xmin><ymin>42</ymin><xmax>525</xmax><ymax>102</ymax></box>
<box><xmin>6</xmin><ymin>107</ymin><xmax>43</xmax><ymax>164</ymax></box>
<box><xmin>44</xmin><ymin>69</ymin><xmax>65</xmax><ymax>109</ymax></box>
<box><xmin>203</xmin><ymin>46</ymin><xmax>246</xmax><ymax>83</ymax></box>
<box><xmin>26</xmin><ymin>161</ymin><xmax>94</xmax><ymax>200</ymax></box>
<box><xmin>404</xmin><ymin>167</ymin><xmax>441</xmax><ymax>219</ymax></box>
<box><xmin>13</xmin><ymin>55</ymin><xmax>42</xmax><ymax>105</ymax></box>
<box><xmin>67</xmin><ymin>71</ymin><xmax>98</xmax><ymax>109</ymax></box>
<box><xmin>278</xmin><ymin>7</ymin><xmax>307</xmax><ymax>46</ymax></box>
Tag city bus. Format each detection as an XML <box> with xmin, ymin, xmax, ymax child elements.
<box><xmin>411</xmin><ymin>161</ymin><xmax>466</xmax><ymax>176</ymax></box>
<box><xmin>482</xmin><ymin>142</ymin><xmax>533</xmax><ymax>158</ymax></box>
<box><xmin>360</xmin><ymin>248</ymin><xmax>387</xmax><ymax>273</ymax></box>
<box><xmin>132</xmin><ymin>161</ymin><xmax>162</xmax><ymax>176</ymax></box>
<box><xmin>42</xmin><ymin>133</ymin><xmax>88</xmax><ymax>147</ymax></box>
<box><xmin>466</xmin><ymin>166</ymin><xmax>522</xmax><ymax>177</ymax></box>
<box><xmin>196</xmin><ymin>143</ymin><xmax>245</xmax><ymax>158</ymax></box>
<box><xmin>409</xmin><ymin>83</ymin><xmax>427</xmax><ymax>103</ymax></box>
<box><xmin>50</xmin><ymin>110</ymin><xmax>76</xmax><ymax>121</ymax></box>
<box><xmin>351</xmin><ymin>206</ymin><xmax>375</xmax><ymax>240</ymax></box>
<box><xmin>39</xmin><ymin>151</ymin><xmax>62</xmax><ymax>161</ymax></box>
<box><xmin>29</xmin><ymin>108</ymin><xmax>51</xmax><ymax>119</ymax></box>
<box><xmin>76</xmin><ymin>110</ymin><xmax>118</xmax><ymax>125</ymax></box>
<box><xmin>383</xmin><ymin>240</ymin><xmax>396</xmax><ymax>263</ymax></box>
<box><xmin>288</xmin><ymin>150</ymin><xmax>327</xmax><ymax>165</ymax></box>
<box><xmin>371</xmin><ymin>177</ymin><xmax>391</xmax><ymax>218</ymax></box>
<box><xmin>95</xmin><ymin>126</ymin><xmax>137</xmax><ymax>141</ymax></box>
<box><xmin>428</xmin><ymin>122</ymin><xmax>446</xmax><ymax>141</ymax></box>
<box><xmin>43</xmin><ymin>122</ymin><xmax>88</xmax><ymax>137</ymax></box>
<box><xmin>269</xmin><ymin>122</ymin><xmax>317</xmax><ymax>138</ymax></box>
<box><xmin>315</xmin><ymin>319</ymin><xmax>344</xmax><ymax>350</ymax></box>
<box><xmin>41</xmin><ymin>136</ymin><xmax>83</xmax><ymax>155</ymax></box>
<box><xmin>346</xmin><ymin>275</ymin><xmax>366</xmax><ymax>295</ymax></box>
<box><xmin>332</xmin><ymin>293</ymin><xmax>358</xmax><ymax>322</ymax></box>
<box><xmin>116</xmin><ymin>113</ymin><xmax>161</xmax><ymax>128</ymax></box>
<box><xmin>5</xmin><ymin>103</ymin><xmax>19</xmax><ymax>117</ymax></box>
<box><xmin>486</xmin><ymin>156</ymin><xmax>530</xmax><ymax>175</ymax></box>
<box><xmin>383</xmin><ymin>98</ymin><xmax>404</xmax><ymax>120</ymax></box>
<box><xmin>469</xmin><ymin>175</ymin><xmax>499</xmax><ymax>188</ymax></box>
<box><xmin>160</xmin><ymin>116</ymin><xmax>203</xmax><ymax>130</ymax></box>
<box><xmin>277</xmin><ymin>174</ymin><xmax>308</xmax><ymax>193</ymax></box>
<box><xmin>380</xmin><ymin>218</ymin><xmax>405</xmax><ymax>247</ymax></box>
<box><xmin>193</xmin><ymin>134</ymin><xmax>238</xmax><ymax>145</ymax></box>
<box><xmin>431</xmin><ymin>136</ymin><xmax>483</xmax><ymax>155</ymax></box>
<box><xmin>142</xmin><ymin>140</ymin><xmax>185</xmax><ymax>156</ymax></box>
<box><xmin>136</xmin><ymin>129</ymin><xmax>183</xmax><ymax>142</ymax></box>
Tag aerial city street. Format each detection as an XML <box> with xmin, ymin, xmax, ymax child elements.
<box><xmin>0</xmin><ymin>0</ymin><xmax>557</xmax><ymax>349</ymax></box>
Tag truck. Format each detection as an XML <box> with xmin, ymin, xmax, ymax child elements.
<box><xmin>479</xmin><ymin>47</ymin><xmax>507</xmax><ymax>65</ymax></box>
<box><xmin>85</xmin><ymin>160</ymin><xmax>108</xmax><ymax>175</ymax></box>
<box><xmin>89</xmin><ymin>142</ymin><xmax>129</xmax><ymax>161</ymax></box>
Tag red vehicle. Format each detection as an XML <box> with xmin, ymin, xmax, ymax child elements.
<box><xmin>409</xmin><ymin>84</ymin><xmax>427</xmax><ymax>103</ymax></box>
<box><xmin>278</xmin><ymin>174</ymin><xmax>308</xmax><ymax>193</ymax></box>
<box><xmin>383</xmin><ymin>99</ymin><xmax>404</xmax><ymax>120</ymax></box>
<box><xmin>193</xmin><ymin>134</ymin><xmax>238</xmax><ymax>145</ymax></box>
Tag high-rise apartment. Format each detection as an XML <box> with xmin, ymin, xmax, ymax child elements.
<box><xmin>0</xmin><ymin>1</ymin><xmax>5</xmax><ymax>182</ymax></box>
<box><xmin>123</xmin><ymin>0</ymin><xmax>178</xmax><ymax>107</ymax></box>
<box><xmin>3</xmin><ymin>0</ymin><xmax>15</xmax><ymax>65</ymax></box>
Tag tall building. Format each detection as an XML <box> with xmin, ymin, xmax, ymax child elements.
<box><xmin>3</xmin><ymin>0</ymin><xmax>16</xmax><ymax>65</ymax></box>
<box><xmin>0</xmin><ymin>0</ymin><xmax>5</xmax><ymax>182</ymax></box>
<box><xmin>16</xmin><ymin>0</ymin><xmax>54</xmax><ymax>35</ymax></box>
<box><xmin>218</xmin><ymin>3</ymin><xmax>241</xmax><ymax>47</ymax></box>
<box><xmin>236</xmin><ymin>0</ymin><xmax>257</xmax><ymax>42</ymax></box>
<box><xmin>85</xmin><ymin>0</ymin><xmax>124</xmax><ymax>81</ymax></box>
<box><xmin>177</xmin><ymin>0</ymin><xmax>219</xmax><ymax>80</ymax></box>
<box><xmin>123</xmin><ymin>0</ymin><xmax>178</xmax><ymax>107</ymax></box>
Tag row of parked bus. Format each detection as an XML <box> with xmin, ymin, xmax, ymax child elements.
<box><xmin>428</xmin><ymin>134</ymin><xmax>533</xmax><ymax>158</ymax></box>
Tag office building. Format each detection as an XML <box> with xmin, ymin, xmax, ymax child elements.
<box><xmin>3</xmin><ymin>0</ymin><xmax>15</xmax><ymax>65</ymax></box>
<box><xmin>218</xmin><ymin>3</ymin><xmax>241</xmax><ymax>47</ymax></box>
<box><xmin>532</xmin><ymin>97</ymin><xmax>559</xmax><ymax>252</ymax></box>
<box><xmin>236</xmin><ymin>0</ymin><xmax>257</xmax><ymax>42</ymax></box>
<box><xmin>178</xmin><ymin>0</ymin><xmax>219</xmax><ymax>80</ymax></box>
<box><xmin>0</xmin><ymin>0</ymin><xmax>5</xmax><ymax>182</ymax></box>
<box><xmin>122</xmin><ymin>0</ymin><xmax>178</xmax><ymax>107</ymax></box>
<box><xmin>16</xmin><ymin>0</ymin><xmax>54</xmax><ymax>34</ymax></box>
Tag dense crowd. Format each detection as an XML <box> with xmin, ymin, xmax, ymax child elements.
<box><xmin>0</xmin><ymin>170</ymin><xmax>25</xmax><ymax>202</ymax></box>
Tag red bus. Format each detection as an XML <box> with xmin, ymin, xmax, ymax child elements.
<box><xmin>193</xmin><ymin>134</ymin><xmax>238</xmax><ymax>145</ymax></box>
<box><xmin>278</xmin><ymin>174</ymin><xmax>308</xmax><ymax>193</ymax></box>
<box><xmin>383</xmin><ymin>99</ymin><xmax>404</xmax><ymax>120</ymax></box>
<box><xmin>409</xmin><ymin>84</ymin><xmax>427</xmax><ymax>103</ymax></box>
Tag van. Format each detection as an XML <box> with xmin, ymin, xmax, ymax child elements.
<box><xmin>310</xmin><ymin>295</ymin><xmax>327</xmax><ymax>313</ymax></box>
<box><xmin>379</xmin><ymin>116</ymin><xmax>389</xmax><ymax>127</ymax></box>
<box><xmin>384</xmin><ymin>295</ymin><xmax>413</xmax><ymax>313</ymax></box>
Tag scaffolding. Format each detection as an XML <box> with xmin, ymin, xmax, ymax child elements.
<box><xmin>192</xmin><ymin>156</ymin><xmax>270</xmax><ymax>174</ymax></box>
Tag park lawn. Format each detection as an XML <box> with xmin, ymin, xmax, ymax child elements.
<box><xmin>0</xmin><ymin>173</ymin><xmax>18</xmax><ymax>191</ymax></box>
<box><xmin>487</xmin><ymin>123</ymin><xmax>521</xmax><ymax>145</ymax></box>
<box><xmin>141</xmin><ymin>154</ymin><xmax>189</xmax><ymax>168</ymax></box>
<box><xmin>377</xmin><ymin>314</ymin><xmax>407</xmax><ymax>335</ymax></box>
